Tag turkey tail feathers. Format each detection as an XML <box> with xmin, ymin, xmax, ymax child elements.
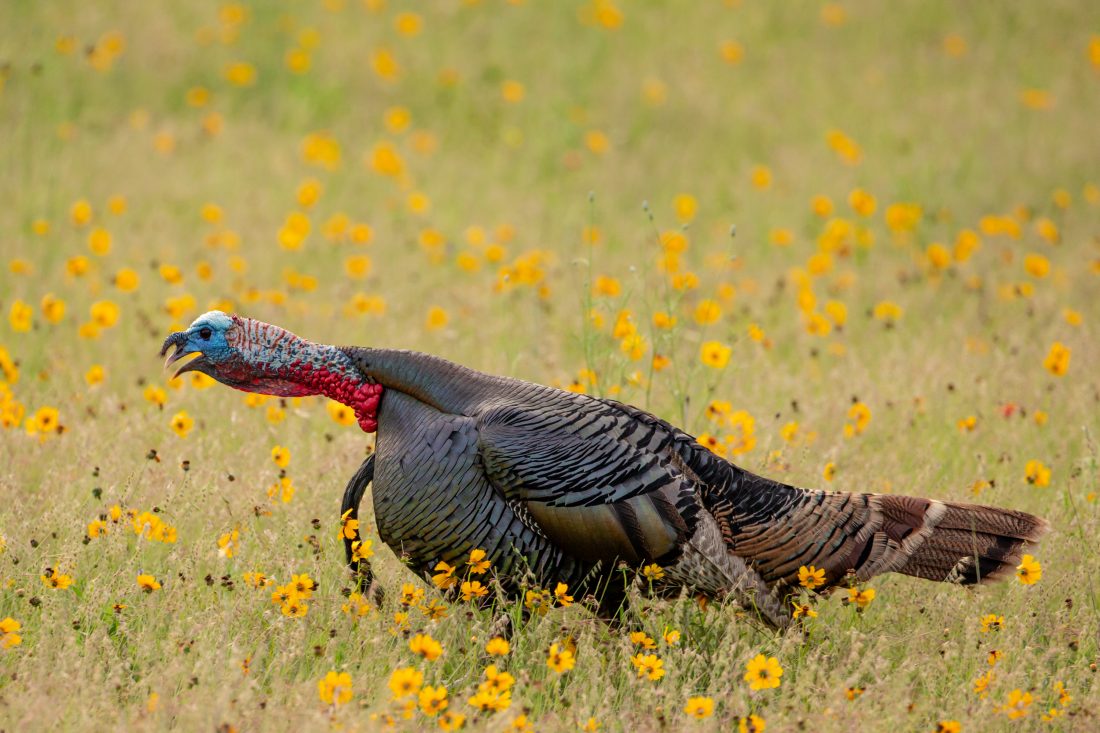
<box><xmin>716</xmin><ymin>467</ymin><xmax>1051</xmax><ymax>591</ymax></box>
<box><xmin>885</xmin><ymin>496</ymin><xmax>1050</xmax><ymax>585</ymax></box>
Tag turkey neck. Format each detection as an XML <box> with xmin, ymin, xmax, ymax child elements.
<box><xmin>292</xmin><ymin>344</ymin><xmax>383</xmax><ymax>433</ymax></box>
<box><xmin>337</xmin><ymin>346</ymin><xmax>504</xmax><ymax>416</ymax></box>
<box><xmin>231</xmin><ymin>330</ymin><xmax>382</xmax><ymax>432</ymax></box>
<box><xmin>249</xmin><ymin>335</ymin><xmax>501</xmax><ymax>431</ymax></box>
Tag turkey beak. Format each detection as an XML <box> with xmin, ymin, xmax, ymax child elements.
<box><xmin>160</xmin><ymin>331</ymin><xmax>199</xmax><ymax>377</ymax></box>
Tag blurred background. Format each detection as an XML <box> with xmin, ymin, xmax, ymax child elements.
<box><xmin>0</xmin><ymin>1</ymin><xmax>1098</xmax><ymax>729</ymax></box>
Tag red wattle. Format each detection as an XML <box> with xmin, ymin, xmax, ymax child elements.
<box><xmin>282</xmin><ymin>361</ymin><xmax>383</xmax><ymax>433</ymax></box>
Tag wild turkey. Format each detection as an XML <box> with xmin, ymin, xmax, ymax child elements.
<box><xmin>162</xmin><ymin>311</ymin><xmax>1049</xmax><ymax>626</ymax></box>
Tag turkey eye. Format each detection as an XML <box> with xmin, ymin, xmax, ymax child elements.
<box><xmin>199</xmin><ymin>327</ymin><xmax>212</xmax><ymax>341</ymax></box>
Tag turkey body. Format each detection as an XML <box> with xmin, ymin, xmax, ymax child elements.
<box><xmin>343</xmin><ymin>347</ymin><xmax>1047</xmax><ymax>626</ymax></box>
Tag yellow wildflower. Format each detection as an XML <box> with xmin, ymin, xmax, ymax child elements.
<box><xmin>87</xmin><ymin>519</ymin><xmax>108</xmax><ymax>538</ymax></box>
<box><xmin>798</xmin><ymin>565</ymin><xmax>825</xmax><ymax>590</ymax></box>
<box><xmin>318</xmin><ymin>671</ymin><xmax>353</xmax><ymax>706</ymax></box>
<box><xmin>1043</xmin><ymin>342</ymin><xmax>1070</xmax><ymax>376</ymax></box>
<box><xmin>8</xmin><ymin>301</ymin><xmax>32</xmax><ymax>333</ymax></box>
<box><xmin>327</xmin><ymin>401</ymin><xmax>356</xmax><ymax>426</ymax></box>
<box><xmin>71</xmin><ymin>198</ymin><xmax>93</xmax><ymax>226</ymax></box>
<box><xmin>225</xmin><ymin>61</ymin><xmax>256</xmax><ymax>86</ymax></box>
<box><xmin>700</xmin><ymin>341</ymin><xmax>731</xmax><ymax>369</ymax></box>
<box><xmin>439</xmin><ymin>711</ymin><xmax>467</xmax><ymax>731</ymax></box>
<box><xmin>137</xmin><ymin>574</ymin><xmax>161</xmax><ymax>592</ymax></box>
<box><xmin>0</xmin><ymin>617</ymin><xmax>21</xmax><ymax>649</ymax></box>
<box><xmin>739</xmin><ymin>715</ymin><xmax>766</xmax><ymax>732</ymax></box>
<box><xmin>419</xmin><ymin>685</ymin><xmax>448</xmax><ymax>716</ymax></box>
<box><xmin>1016</xmin><ymin>555</ymin><xmax>1041</xmax><ymax>585</ymax></box>
<box><xmin>271</xmin><ymin>445</ymin><xmax>291</xmax><ymax>468</ymax></box>
<box><xmin>41</xmin><ymin>568</ymin><xmax>74</xmax><ymax>590</ymax></box>
<box><xmin>339</xmin><ymin>509</ymin><xmax>359</xmax><ymax>541</ymax></box>
<box><xmin>630</xmin><ymin>653</ymin><xmax>665</xmax><ymax>681</ymax></box>
<box><xmin>683</xmin><ymin>696</ymin><xmax>714</xmax><ymax>719</ymax></box>
<box><xmin>267</xmin><ymin>477</ymin><xmax>295</xmax><ymax>504</ymax></box>
<box><xmin>673</xmin><ymin>193</ymin><xmax>697</xmax><ymax>222</ymax></box>
<box><xmin>848</xmin><ymin>188</ymin><xmax>876</xmax><ymax>217</ymax></box>
<box><xmin>980</xmin><ymin>614</ymin><xmax>1004</xmax><ymax>633</ymax></box>
<box><xmin>811</xmin><ymin>195</ymin><xmax>834</xmax><ymax>218</ymax></box>
<box><xmin>593</xmin><ymin>275</ymin><xmax>621</xmax><ymax>297</ymax></box>
<box><xmin>90</xmin><ymin>300</ymin><xmax>120</xmax><ymax>328</ymax></box>
<box><xmin>217</xmin><ymin>528</ymin><xmax>241</xmax><ymax>558</ymax></box>
<box><xmin>461</xmin><ymin>580</ymin><xmax>488</xmax><ymax>601</ymax></box>
<box><xmin>287</xmin><ymin>573</ymin><xmax>314</xmax><ymax>599</ymax></box>
<box><xmin>693</xmin><ymin>299</ymin><xmax>721</xmax><ymax>325</ymax></box>
<box><xmin>743</xmin><ymin>654</ymin><xmax>783</xmax><ymax>691</ymax></box>
<box><xmin>974</xmin><ymin>670</ymin><xmax>994</xmax><ymax>698</ymax></box>
<box><xmin>844</xmin><ymin>402</ymin><xmax>871</xmax><ymax>437</ymax></box>
<box><xmin>409</xmin><ymin>633</ymin><xmax>444</xmax><ymax>661</ymax></box>
<box><xmin>641</xmin><ymin>563</ymin><xmax>664</xmax><ymax>581</ymax></box>
<box><xmin>750</xmin><ymin>165</ymin><xmax>772</xmax><ymax>190</ymax></box>
<box><xmin>39</xmin><ymin>294</ymin><xmax>65</xmax><ymax>324</ymax></box>
<box><xmin>547</xmin><ymin>643</ymin><xmax>575</xmax><ymax>673</ymax></box>
<box><xmin>872</xmin><ymin>301</ymin><xmax>903</xmax><ymax>325</ymax></box>
<box><xmin>1024</xmin><ymin>460</ymin><xmax>1051</xmax><ymax>487</ymax></box>
<box><xmin>999</xmin><ymin>688</ymin><xmax>1033</xmax><ymax>719</ymax></box>
<box><xmin>425</xmin><ymin>306</ymin><xmax>449</xmax><ymax>331</ymax></box>
<box><xmin>242</xmin><ymin>572</ymin><xmax>271</xmax><ymax>589</ymax></box>
<box><xmin>846</xmin><ymin>586</ymin><xmax>876</xmax><ymax>610</ymax></box>
<box><xmin>27</xmin><ymin>406</ymin><xmax>61</xmax><ymax>439</ymax></box>
<box><xmin>467</xmin><ymin>548</ymin><xmax>491</xmax><ymax>574</ymax></box>
<box><xmin>792</xmin><ymin>602</ymin><xmax>818</xmax><ymax>619</ymax></box>
<box><xmin>83</xmin><ymin>365</ymin><xmax>105</xmax><ymax>386</ymax></box>
<box><xmin>432</xmin><ymin>561</ymin><xmax>457</xmax><ymax>589</ymax></box>
<box><xmin>350</xmin><ymin>539</ymin><xmax>373</xmax><ymax>562</ymax></box>
<box><xmin>501</xmin><ymin>79</ymin><xmax>525</xmax><ymax>103</ymax></box>
<box><xmin>170</xmin><ymin>411</ymin><xmax>193</xmax><ymax>438</ymax></box>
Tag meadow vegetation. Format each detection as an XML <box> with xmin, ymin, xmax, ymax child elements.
<box><xmin>1</xmin><ymin>1</ymin><xmax>1099</xmax><ymax>730</ymax></box>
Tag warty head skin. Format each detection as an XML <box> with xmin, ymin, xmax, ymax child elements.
<box><xmin>160</xmin><ymin>311</ymin><xmax>382</xmax><ymax>431</ymax></box>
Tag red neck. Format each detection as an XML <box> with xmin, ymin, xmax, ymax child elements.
<box><xmin>294</xmin><ymin>362</ymin><xmax>383</xmax><ymax>433</ymax></box>
<box><xmin>226</xmin><ymin>317</ymin><xmax>383</xmax><ymax>432</ymax></box>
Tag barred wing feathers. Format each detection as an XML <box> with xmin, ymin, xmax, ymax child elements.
<box><xmin>477</xmin><ymin>390</ymin><xmax>701</xmax><ymax>566</ymax></box>
<box><xmin>478</xmin><ymin>390</ymin><xmax>1048</xmax><ymax>598</ymax></box>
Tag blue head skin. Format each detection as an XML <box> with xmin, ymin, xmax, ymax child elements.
<box><xmin>157</xmin><ymin>310</ymin><xmax>236</xmax><ymax>378</ymax></box>
<box><xmin>161</xmin><ymin>311</ymin><xmax>236</xmax><ymax>374</ymax></box>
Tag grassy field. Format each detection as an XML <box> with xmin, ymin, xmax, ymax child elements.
<box><xmin>1</xmin><ymin>0</ymin><xmax>1099</xmax><ymax>730</ymax></box>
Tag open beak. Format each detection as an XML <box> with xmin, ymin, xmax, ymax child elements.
<box><xmin>159</xmin><ymin>332</ymin><xmax>204</xmax><ymax>378</ymax></box>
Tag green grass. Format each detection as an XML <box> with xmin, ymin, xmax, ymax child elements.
<box><xmin>1</xmin><ymin>0</ymin><xmax>1098</xmax><ymax>729</ymax></box>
